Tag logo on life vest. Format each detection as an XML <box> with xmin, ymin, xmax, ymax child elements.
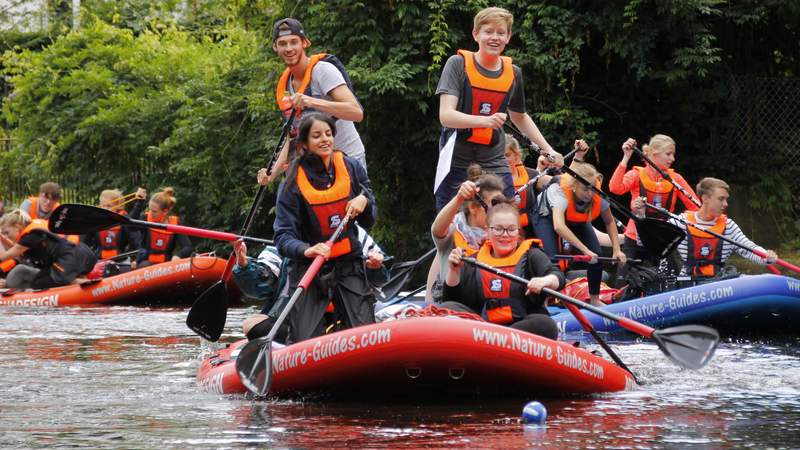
<box><xmin>699</xmin><ymin>244</ymin><xmax>711</xmax><ymax>257</ymax></box>
<box><xmin>562</xmin><ymin>241</ymin><xmax>571</xmax><ymax>251</ymax></box>
<box><xmin>653</xmin><ymin>194</ymin><xmax>662</xmax><ymax>207</ymax></box>
<box><xmin>490</xmin><ymin>278</ymin><xmax>503</xmax><ymax>292</ymax></box>
<box><xmin>105</xmin><ymin>231</ymin><xmax>115</xmax><ymax>244</ymax></box>
<box><xmin>328</xmin><ymin>214</ymin><xmax>341</xmax><ymax>230</ymax></box>
<box><xmin>156</xmin><ymin>239</ymin><xmax>164</xmax><ymax>247</ymax></box>
<box><xmin>514</xmin><ymin>194</ymin><xmax>521</xmax><ymax>205</ymax></box>
<box><xmin>479</xmin><ymin>102</ymin><xmax>492</xmax><ymax>115</ymax></box>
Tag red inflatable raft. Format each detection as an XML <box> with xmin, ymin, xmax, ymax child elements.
<box><xmin>197</xmin><ymin>316</ymin><xmax>635</xmax><ymax>398</ymax></box>
<box><xmin>0</xmin><ymin>256</ymin><xmax>235</xmax><ymax>307</ymax></box>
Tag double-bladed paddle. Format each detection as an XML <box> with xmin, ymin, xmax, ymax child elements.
<box><xmin>49</xmin><ymin>204</ymin><xmax>274</xmax><ymax>246</ymax></box>
<box><xmin>236</xmin><ymin>214</ymin><xmax>352</xmax><ymax>396</ymax></box>
<box><xmin>553</xmin><ymin>254</ymin><xmax>642</xmax><ymax>264</ymax></box>
<box><xmin>186</xmin><ymin>105</ymin><xmax>296</xmax><ymax>342</ymax></box>
<box><xmin>374</xmin><ymin>248</ymin><xmax>436</xmax><ymax>302</ymax></box>
<box><xmin>507</xmin><ymin>129</ymin><xmax>685</xmax><ymax>262</ymax></box>
<box><xmin>645</xmin><ymin>202</ymin><xmax>800</xmax><ymax>275</ymax></box>
<box><xmin>462</xmin><ymin>256</ymin><xmax>720</xmax><ymax>370</ymax></box>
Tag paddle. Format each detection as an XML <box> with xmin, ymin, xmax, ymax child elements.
<box><xmin>186</xmin><ymin>105</ymin><xmax>296</xmax><ymax>342</ymax></box>
<box><xmin>645</xmin><ymin>202</ymin><xmax>800</xmax><ymax>275</ymax></box>
<box><xmin>48</xmin><ymin>204</ymin><xmax>274</xmax><ymax>246</ymax></box>
<box><xmin>513</xmin><ymin>147</ymin><xmax>580</xmax><ymax>198</ymax></box>
<box><xmin>375</xmin><ymin>248</ymin><xmax>436</xmax><ymax>302</ymax></box>
<box><xmin>507</xmin><ymin>128</ymin><xmax>684</xmax><ymax>261</ymax></box>
<box><xmin>462</xmin><ymin>256</ymin><xmax>720</xmax><ymax>369</ymax></box>
<box><xmin>553</xmin><ymin>254</ymin><xmax>642</xmax><ymax>264</ymax></box>
<box><xmin>633</xmin><ymin>146</ymin><xmax>702</xmax><ymax>208</ymax></box>
<box><xmin>236</xmin><ymin>214</ymin><xmax>352</xmax><ymax>396</ymax></box>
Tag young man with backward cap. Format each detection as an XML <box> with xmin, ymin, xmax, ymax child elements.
<box><xmin>263</xmin><ymin>17</ymin><xmax>368</xmax><ymax>183</ymax></box>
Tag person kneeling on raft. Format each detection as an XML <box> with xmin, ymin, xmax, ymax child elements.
<box><xmin>269</xmin><ymin>113</ymin><xmax>377</xmax><ymax>344</ymax></box>
<box><xmin>0</xmin><ymin>209</ymin><xmax>97</xmax><ymax>289</ymax></box>
<box><xmin>441</xmin><ymin>199</ymin><xmax>565</xmax><ymax>340</ymax></box>
<box><xmin>237</xmin><ymin>224</ymin><xmax>389</xmax><ymax>342</ymax></box>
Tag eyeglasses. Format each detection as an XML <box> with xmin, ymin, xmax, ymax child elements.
<box><xmin>489</xmin><ymin>226</ymin><xmax>519</xmax><ymax>236</ymax></box>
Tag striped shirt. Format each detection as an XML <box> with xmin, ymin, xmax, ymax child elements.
<box><xmin>669</xmin><ymin>213</ymin><xmax>769</xmax><ymax>275</ymax></box>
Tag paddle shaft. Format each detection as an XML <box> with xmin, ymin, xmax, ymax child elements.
<box><xmin>513</xmin><ymin>147</ymin><xmax>580</xmax><ymax>197</ymax></box>
<box><xmin>266</xmin><ymin>215</ymin><xmax>351</xmax><ymax>342</ymax></box>
<box><xmin>634</xmin><ymin>146</ymin><xmax>701</xmax><ymax>207</ymax></box>
<box><xmin>218</xmin><ymin>110</ymin><xmax>296</xmax><ymax>281</ymax></box>
<box><xmin>463</xmin><ymin>257</ymin><xmax>656</xmax><ymax>338</ymax></box>
<box><xmin>127</xmin><ymin>218</ymin><xmax>273</xmax><ymax>245</ymax></box>
<box><xmin>645</xmin><ymin>202</ymin><xmax>800</xmax><ymax>274</ymax></box>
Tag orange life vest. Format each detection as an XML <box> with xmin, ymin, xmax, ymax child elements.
<box><xmin>98</xmin><ymin>209</ymin><xmax>128</xmax><ymax>259</ymax></box>
<box><xmin>476</xmin><ymin>239</ymin><xmax>540</xmax><ymax>325</ymax></box>
<box><xmin>635</xmin><ymin>166</ymin><xmax>678</xmax><ymax>217</ymax></box>
<box><xmin>275</xmin><ymin>53</ymin><xmax>327</xmax><ymax>122</ymax></box>
<box><xmin>559</xmin><ymin>176</ymin><xmax>602</xmax><ymax>223</ymax></box>
<box><xmin>512</xmin><ymin>164</ymin><xmax>531</xmax><ymax>227</ymax></box>
<box><xmin>457</xmin><ymin>49</ymin><xmax>515</xmax><ymax>146</ymax></box>
<box><xmin>27</xmin><ymin>196</ymin><xmax>60</xmax><ymax>220</ymax></box>
<box><xmin>0</xmin><ymin>257</ymin><xmax>16</xmax><ymax>274</ymax></box>
<box><xmin>146</xmin><ymin>212</ymin><xmax>180</xmax><ymax>264</ymax></box>
<box><xmin>453</xmin><ymin>227</ymin><xmax>481</xmax><ymax>256</ymax></box>
<box><xmin>18</xmin><ymin>219</ymin><xmax>50</xmax><ymax>240</ymax></box>
<box><xmin>685</xmin><ymin>212</ymin><xmax>727</xmax><ymax>277</ymax></box>
<box><xmin>296</xmin><ymin>151</ymin><xmax>353</xmax><ymax>259</ymax></box>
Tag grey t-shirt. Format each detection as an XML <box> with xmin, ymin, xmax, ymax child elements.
<box><xmin>435</xmin><ymin>54</ymin><xmax>526</xmax><ymax>172</ymax></box>
<box><xmin>288</xmin><ymin>61</ymin><xmax>365</xmax><ymax>162</ymax></box>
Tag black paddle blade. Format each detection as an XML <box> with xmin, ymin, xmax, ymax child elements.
<box><xmin>636</xmin><ymin>217</ymin><xmax>685</xmax><ymax>261</ymax></box>
<box><xmin>235</xmin><ymin>336</ymin><xmax>273</xmax><ymax>396</ymax></box>
<box><xmin>651</xmin><ymin>324</ymin><xmax>719</xmax><ymax>370</ymax></box>
<box><xmin>375</xmin><ymin>261</ymin><xmax>417</xmax><ymax>302</ymax></box>
<box><xmin>185</xmin><ymin>281</ymin><xmax>228</xmax><ymax>342</ymax></box>
<box><xmin>49</xmin><ymin>204</ymin><xmax>129</xmax><ymax>234</ymax></box>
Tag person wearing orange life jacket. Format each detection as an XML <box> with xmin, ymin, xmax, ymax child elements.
<box><xmin>266</xmin><ymin>113</ymin><xmax>376</xmax><ymax>344</ymax></box>
<box><xmin>20</xmin><ymin>181</ymin><xmax>61</xmax><ymax>221</ymax></box>
<box><xmin>534</xmin><ymin>163</ymin><xmax>626</xmax><ymax>307</ymax></box>
<box><xmin>427</xmin><ymin>165</ymin><xmax>506</xmax><ymax>302</ymax></box>
<box><xmin>442</xmin><ymin>200</ymin><xmax>564</xmax><ymax>339</ymax></box>
<box><xmin>434</xmin><ymin>7</ymin><xmax>563</xmax><ymax>212</ymax></box>
<box><xmin>0</xmin><ymin>209</ymin><xmax>97</xmax><ymax>289</ymax></box>
<box><xmin>264</xmin><ymin>18</ymin><xmax>366</xmax><ymax>184</ymax></box>
<box><xmin>667</xmin><ymin>177</ymin><xmax>777</xmax><ymax>278</ymax></box>
<box><xmin>133</xmin><ymin>188</ymin><xmax>192</xmax><ymax>268</ymax></box>
<box><xmin>81</xmin><ymin>188</ymin><xmax>147</xmax><ymax>260</ymax></box>
<box><xmin>609</xmin><ymin>135</ymin><xmax>699</xmax><ymax>264</ymax></box>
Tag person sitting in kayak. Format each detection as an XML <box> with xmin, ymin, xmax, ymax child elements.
<box><xmin>427</xmin><ymin>165</ymin><xmax>505</xmax><ymax>302</ymax></box>
<box><xmin>0</xmin><ymin>209</ymin><xmax>97</xmax><ymax>289</ymax></box>
<box><xmin>268</xmin><ymin>113</ymin><xmax>377</xmax><ymax>344</ymax></box>
<box><xmin>665</xmin><ymin>177</ymin><xmax>777</xmax><ymax>278</ymax></box>
<box><xmin>20</xmin><ymin>181</ymin><xmax>61</xmax><ymax>221</ymax></box>
<box><xmin>609</xmin><ymin>135</ymin><xmax>699</xmax><ymax>269</ymax></box>
<box><xmin>504</xmin><ymin>134</ymin><xmax>545</xmax><ymax>238</ymax></box>
<box><xmin>133</xmin><ymin>187</ymin><xmax>193</xmax><ymax>268</ymax></box>
<box><xmin>82</xmin><ymin>188</ymin><xmax>147</xmax><ymax>260</ymax></box>
<box><xmin>237</xmin><ymin>225</ymin><xmax>389</xmax><ymax>342</ymax></box>
<box><xmin>534</xmin><ymin>162</ymin><xmax>626</xmax><ymax>306</ymax></box>
<box><xmin>442</xmin><ymin>199</ymin><xmax>565</xmax><ymax>339</ymax></box>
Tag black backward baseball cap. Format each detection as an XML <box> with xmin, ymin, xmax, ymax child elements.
<box><xmin>272</xmin><ymin>18</ymin><xmax>307</xmax><ymax>42</ymax></box>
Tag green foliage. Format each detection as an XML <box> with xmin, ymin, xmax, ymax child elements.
<box><xmin>2</xmin><ymin>0</ymin><xmax>799</xmax><ymax>257</ymax></box>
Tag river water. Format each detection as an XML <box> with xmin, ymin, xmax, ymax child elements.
<box><xmin>1</xmin><ymin>305</ymin><xmax>799</xmax><ymax>449</ymax></box>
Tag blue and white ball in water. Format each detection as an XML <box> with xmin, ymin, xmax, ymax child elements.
<box><xmin>522</xmin><ymin>401</ymin><xmax>547</xmax><ymax>425</ymax></box>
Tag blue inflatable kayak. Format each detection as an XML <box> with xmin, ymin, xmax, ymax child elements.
<box><xmin>551</xmin><ymin>274</ymin><xmax>800</xmax><ymax>337</ymax></box>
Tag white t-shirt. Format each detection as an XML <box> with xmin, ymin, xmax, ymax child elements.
<box><xmin>287</xmin><ymin>61</ymin><xmax>365</xmax><ymax>162</ymax></box>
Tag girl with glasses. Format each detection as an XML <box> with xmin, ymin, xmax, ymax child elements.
<box><xmin>442</xmin><ymin>199</ymin><xmax>564</xmax><ymax>339</ymax></box>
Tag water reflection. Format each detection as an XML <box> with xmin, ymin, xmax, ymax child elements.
<box><xmin>0</xmin><ymin>305</ymin><xmax>798</xmax><ymax>449</ymax></box>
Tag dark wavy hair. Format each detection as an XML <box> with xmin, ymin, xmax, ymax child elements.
<box><xmin>284</xmin><ymin>113</ymin><xmax>338</xmax><ymax>191</ymax></box>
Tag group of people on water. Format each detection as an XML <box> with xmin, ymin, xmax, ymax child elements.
<box><xmin>0</xmin><ymin>7</ymin><xmax>780</xmax><ymax>348</ymax></box>
<box><xmin>0</xmin><ymin>182</ymin><xmax>194</xmax><ymax>289</ymax></box>
<box><xmin>234</xmin><ymin>8</ymin><xmax>780</xmax><ymax>347</ymax></box>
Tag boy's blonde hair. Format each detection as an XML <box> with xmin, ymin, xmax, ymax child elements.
<box><xmin>696</xmin><ymin>177</ymin><xmax>729</xmax><ymax>199</ymax></box>
<box><xmin>474</xmin><ymin>7</ymin><xmax>513</xmax><ymax>33</ymax></box>
<box><xmin>99</xmin><ymin>189</ymin><xmax>122</xmax><ymax>204</ymax></box>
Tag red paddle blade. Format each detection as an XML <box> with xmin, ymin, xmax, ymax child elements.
<box><xmin>185</xmin><ymin>280</ymin><xmax>228</xmax><ymax>341</ymax></box>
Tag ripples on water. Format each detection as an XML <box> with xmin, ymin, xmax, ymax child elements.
<box><xmin>1</xmin><ymin>306</ymin><xmax>798</xmax><ymax>449</ymax></box>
